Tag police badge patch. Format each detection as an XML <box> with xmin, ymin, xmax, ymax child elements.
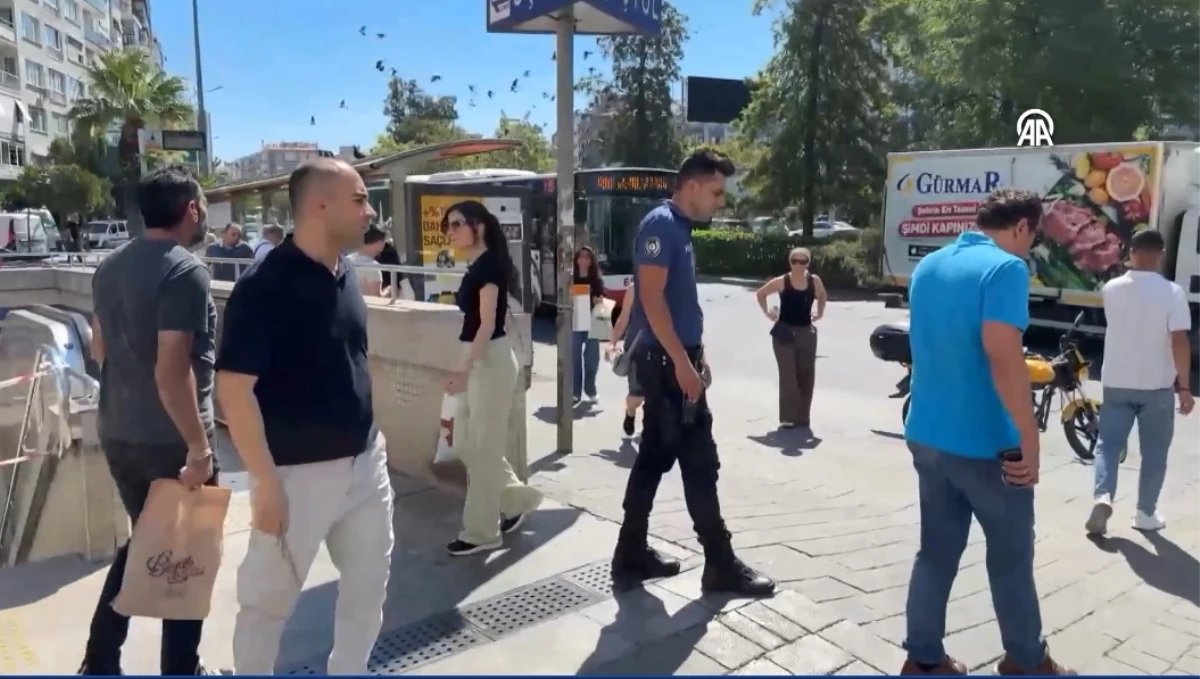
<box><xmin>645</xmin><ymin>237</ymin><xmax>662</xmax><ymax>257</ymax></box>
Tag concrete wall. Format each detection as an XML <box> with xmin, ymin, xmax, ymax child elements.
<box><xmin>0</xmin><ymin>266</ymin><xmax>532</xmax><ymax>566</ymax></box>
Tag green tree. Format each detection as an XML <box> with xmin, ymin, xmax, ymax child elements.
<box><xmin>12</xmin><ymin>165</ymin><xmax>110</xmax><ymax>225</ymax></box>
<box><xmin>383</xmin><ymin>76</ymin><xmax>462</xmax><ymax>146</ymax></box>
<box><xmin>873</xmin><ymin>0</ymin><xmax>1200</xmax><ymax>146</ymax></box>
<box><xmin>740</xmin><ymin>0</ymin><xmax>893</xmax><ymax>236</ymax></box>
<box><xmin>587</xmin><ymin>2</ymin><xmax>689</xmax><ymax>168</ymax></box>
<box><xmin>68</xmin><ymin>48</ymin><xmax>193</xmax><ymax>236</ymax></box>
<box><xmin>463</xmin><ymin>114</ymin><xmax>554</xmax><ymax>172</ymax></box>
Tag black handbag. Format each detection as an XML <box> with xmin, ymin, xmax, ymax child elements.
<box><xmin>770</xmin><ymin>321</ymin><xmax>793</xmax><ymax>344</ymax></box>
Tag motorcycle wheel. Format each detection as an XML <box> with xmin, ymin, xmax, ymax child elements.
<box><xmin>1063</xmin><ymin>401</ymin><xmax>1100</xmax><ymax>461</ymax></box>
<box><xmin>901</xmin><ymin>395</ymin><xmax>911</xmax><ymax>424</ymax></box>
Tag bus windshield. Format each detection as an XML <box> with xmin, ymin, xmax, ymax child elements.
<box><xmin>584</xmin><ymin>194</ymin><xmax>665</xmax><ymax>275</ymax></box>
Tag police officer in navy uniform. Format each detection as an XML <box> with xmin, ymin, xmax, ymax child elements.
<box><xmin>612</xmin><ymin>149</ymin><xmax>775</xmax><ymax>597</ymax></box>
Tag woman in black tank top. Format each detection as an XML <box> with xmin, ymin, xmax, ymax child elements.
<box><xmin>755</xmin><ymin>247</ymin><xmax>828</xmax><ymax>428</ymax></box>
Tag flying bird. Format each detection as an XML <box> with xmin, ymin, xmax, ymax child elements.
<box><xmin>310</xmin><ymin>115</ymin><xmax>315</xmax><ymax>125</ymax></box>
<box><xmin>352</xmin><ymin>145</ymin><xmax>367</xmax><ymax>160</ymax></box>
<box><xmin>376</xmin><ymin>32</ymin><xmax>385</xmax><ymax>39</ymax></box>
<box><xmin>375</xmin><ymin>60</ymin><xmax>385</xmax><ymax>72</ymax></box>
<box><xmin>468</xmin><ymin>85</ymin><xmax>476</xmax><ymax>94</ymax></box>
<box><xmin>431</xmin><ymin>75</ymin><xmax>442</xmax><ymax>83</ymax></box>
<box><xmin>339</xmin><ymin>99</ymin><xmax>347</xmax><ymax>109</ymax></box>
<box><xmin>487</xmin><ymin>90</ymin><xmax>494</xmax><ymax>99</ymax></box>
<box><xmin>510</xmin><ymin>78</ymin><xmax>519</xmax><ymax>92</ymax></box>
<box><xmin>551</xmin><ymin>51</ymin><xmax>556</xmax><ymax>61</ymax></box>
<box><xmin>390</xmin><ymin>67</ymin><xmax>398</xmax><ymax>76</ymax></box>
<box><xmin>583</xmin><ymin>50</ymin><xmax>592</xmax><ymax>60</ymax></box>
<box><xmin>359</xmin><ymin>26</ymin><xmax>366</xmax><ymax>36</ymax></box>
<box><xmin>522</xmin><ymin>70</ymin><xmax>530</xmax><ymax>78</ymax></box>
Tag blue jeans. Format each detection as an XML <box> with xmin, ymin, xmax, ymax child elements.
<box><xmin>572</xmin><ymin>331</ymin><xmax>599</xmax><ymax>399</ymax></box>
<box><xmin>1094</xmin><ymin>387</ymin><xmax>1175</xmax><ymax>514</ymax></box>
<box><xmin>904</xmin><ymin>442</ymin><xmax>1046</xmax><ymax>671</ymax></box>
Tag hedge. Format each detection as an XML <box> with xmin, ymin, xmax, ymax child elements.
<box><xmin>692</xmin><ymin>229</ymin><xmax>873</xmax><ymax>289</ymax></box>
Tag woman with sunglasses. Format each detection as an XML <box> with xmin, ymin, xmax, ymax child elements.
<box><xmin>755</xmin><ymin>247</ymin><xmax>828</xmax><ymax>429</ymax></box>
<box><xmin>441</xmin><ymin>201</ymin><xmax>543</xmax><ymax>556</ymax></box>
<box><xmin>572</xmin><ymin>246</ymin><xmax>605</xmax><ymax>405</ymax></box>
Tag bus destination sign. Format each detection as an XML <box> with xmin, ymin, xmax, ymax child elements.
<box><xmin>581</xmin><ymin>171</ymin><xmax>674</xmax><ymax>195</ymax></box>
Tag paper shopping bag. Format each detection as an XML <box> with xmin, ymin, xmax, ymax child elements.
<box><xmin>434</xmin><ymin>393</ymin><xmax>462</xmax><ymax>464</ymax></box>
<box><xmin>111</xmin><ymin>479</ymin><xmax>232</xmax><ymax>620</ymax></box>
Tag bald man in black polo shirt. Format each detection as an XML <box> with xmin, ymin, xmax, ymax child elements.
<box><xmin>216</xmin><ymin>158</ymin><xmax>390</xmax><ymax>675</ymax></box>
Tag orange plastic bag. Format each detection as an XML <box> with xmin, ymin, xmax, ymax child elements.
<box><xmin>111</xmin><ymin>479</ymin><xmax>231</xmax><ymax>620</ymax></box>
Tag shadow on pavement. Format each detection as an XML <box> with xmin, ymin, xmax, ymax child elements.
<box><xmin>279</xmin><ymin>496</ymin><xmax>582</xmax><ymax>672</ymax></box>
<box><xmin>0</xmin><ymin>553</ymin><xmax>106</xmax><ymax>611</ymax></box>
<box><xmin>533</xmin><ymin>402</ymin><xmax>602</xmax><ymax>423</ymax></box>
<box><xmin>596</xmin><ymin>439</ymin><xmax>639</xmax><ymax>469</ymax></box>
<box><xmin>579</xmin><ymin>586</ymin><xmax>717</xmax><ymax>675</ymax></box>
<box><xmin>1087</xmin><ymin>530</ymin><xmax>1199</xmax><ymax>606</ymax></box>
<box><xmin>871</xmin><ymin>429</ymin><xmax>906</xmax><ymax>441</ymax></box>
<box><xmin>747</xmin><ymin>428</ymin><xmax>823</xmax><ymax>457</ymax></box>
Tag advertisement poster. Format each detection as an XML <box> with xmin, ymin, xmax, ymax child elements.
<box><xmin>418</xmin><ymin>194</ymin><xmax>524</xmax><ymax>304</ymax></box>
<box><xmin>884</xmin><ymin>145</ymin><xmax>1160</xmax><ymax>297</ymax></box>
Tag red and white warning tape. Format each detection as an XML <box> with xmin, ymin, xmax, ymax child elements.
<box><xmin>0</xmin><ymin>447</ymin><xmax>59</xmax><ymax>468</ymax></box>
<box><xmin>0</xmin><ymin>368</ymin><xmax>52</xmax><ymax>392</ymax></box>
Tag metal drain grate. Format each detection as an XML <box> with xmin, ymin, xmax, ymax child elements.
<box><xmin>461</xmin><ymin>578</ymin><xmax>602</xmax><ymax>639</ymax></box>
<box><xmin>562</xmin><ymin>560</ymin><xmax>615</xmax><ymax>598</ymax></box>
<box><xmin>285</xmin><ymin>612</ymin><xmax>487</xmax><ymax>675</ymax></box>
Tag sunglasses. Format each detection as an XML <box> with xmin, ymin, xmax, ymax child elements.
<box><xmin>790</xmin><ymin>258</ymin><xmax>810</xmax><ymax>265</ymax></box>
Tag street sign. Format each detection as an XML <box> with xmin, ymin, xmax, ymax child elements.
<box><xmin>487</xmin><ymin>0</ymin><xmax>662</xmax><ymax>35</ymax></box>
<box><xmin>161</xmin><ymin>130</ymin><xmax>207</xmax><ymax>152</ymax></box>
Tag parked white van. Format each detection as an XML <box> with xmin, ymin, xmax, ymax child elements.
<box><xmin>0</xmin><ymin>213</ymin><xmax>50</xmax><ymax>253</ymax></box>
<box><xmin>85</xmin><ymin>220</ymin><xmax>129</xmax><ymax>249</ymax></box>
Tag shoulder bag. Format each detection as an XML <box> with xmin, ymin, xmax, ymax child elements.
<box><xmin>612</xmin><ymin>329</ymin><xmax>642</xmax><ymax>377</ymax></box>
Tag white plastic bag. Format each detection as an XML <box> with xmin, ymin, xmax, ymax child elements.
<box><xmin>434</xmin><ymin>393</ymin><xmax>462</xmax><ymax>463</ymax></box>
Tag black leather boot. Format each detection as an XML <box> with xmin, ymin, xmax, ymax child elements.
<box><xmin>611</xmin><ymin>527</ymin><xmax>682</xmax><ymax>586</ymax></box>
<box><xmin>700</xmin><ymin>533</ymin><xmax>776</xmax><ymax>597</ymax></box>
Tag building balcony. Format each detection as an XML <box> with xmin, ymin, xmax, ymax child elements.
<box><xmin>83</xmin><ymin>27</ymin><xmax>109</xmax><ymax>48</ymax></box>
<box><xmin>47</xmin><ymin>45</ymin><xmax>64</xmax><ymax>62</ymax></box>
<box><xmin>49</xmin><ymin>91</ymin><xmax>66</xmax><ymax>106</ymax></box>
<box><xmin>0</xmin><ymin>70</ymin><xmax>18</xmax><ymax>92</ymax></box>
<box><xmin>0</xmin><ymin>14</ymin><xmax>15</xmax><ymax>45</ymax></box>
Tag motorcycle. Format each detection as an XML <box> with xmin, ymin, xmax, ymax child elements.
<box><xmin>869</xmin><ymin>312</ymin><xmax>1121</xmax><ymax>463</ymax></box>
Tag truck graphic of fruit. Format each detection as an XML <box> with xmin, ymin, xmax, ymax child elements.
<box><xmin>1105</xmin><ymin>163</ymin><xmax>1146</xmax><ymax>202</ymax></box>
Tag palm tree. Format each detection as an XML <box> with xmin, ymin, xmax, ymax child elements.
<box><xmin>68</xmin><ymin>48</ymin><xmax>193</xmax><ymax>236</ymax></box>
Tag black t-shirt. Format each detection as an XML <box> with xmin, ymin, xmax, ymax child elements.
<box><xmin>376</xmin><ymin>241</ymin><xmax>403</xmax><ymax>287</ymax></box>
<box><xmin>574</xmin><ymin>273</ymin><xmax>604</xmax><ymax>308</ymax></box>
<box><xmin>457</xmin><ymin>248</ymin><xmax>508</xmax><ymax>342</ymax></box>
<box><xmin>215</xmin><ymin>240</ymin><xmax>375</xmax><ymax>466</ymax></box>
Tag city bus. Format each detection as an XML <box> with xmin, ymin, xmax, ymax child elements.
<box><xmin>399</xmin><ymin>166</ymin><xmax>676</xmax><ymax>313</ymax></box>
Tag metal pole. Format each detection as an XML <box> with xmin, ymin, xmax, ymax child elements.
<box><xmin>191</xmin><ymin>0</ymin><xmax>211</xmax><ymax>175</ymax></box>
<box><xmin>554</xmin><ymin>13</ymin><xmax>575</xmax><ymax>454</ymax></box>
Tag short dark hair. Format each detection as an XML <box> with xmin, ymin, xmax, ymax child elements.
<box><xmin>1130</xmin><ymin>229</ymin><xmax>1165</xmax><ymax>252</ymax></box>
<box><xmin>976</xmin><ymin>188</ymin><xmax>1043</xmax><ymax>231</ymax></box>
<box><xmin>677</xmin><ymin>147</ymin><xmax>736</xmax><ymax>186</ymax></box>
<box><xmin>288</xmin><ymin>157</ymin><xmax>346</xmax><ymax>212</ymax></box>
<box><xmin>138</xmin><ymin>166</ymin><xmax>203</xmax><ymax>230</ymax></box>
<box><xmin>363</xmin><ymin>225</ymin><xmax>387</xmax><ymax>245</ymax></box>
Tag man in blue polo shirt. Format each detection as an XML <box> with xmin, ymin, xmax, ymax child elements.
<box><xmin>612</xmin><ymin>148</ymin><xmax>774</xmax><ymax>598</ymax></box>
<box><xmin>901</xmin><ymin>188</ymin><xmax>1072</xmax><ymax>676</ymax></box>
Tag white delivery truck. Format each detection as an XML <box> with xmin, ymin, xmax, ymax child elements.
<box><xmin>882</xmin><ymin>141</ymin><xmax>1199</xmax><ymax>348</ymax></box>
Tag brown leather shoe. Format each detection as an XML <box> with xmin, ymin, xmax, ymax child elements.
<box><xmin>996</xmin><ymin>652</ymin><xmax>1076</xmax><ymax>675</ymax></box>
<box><xmin>899</xmin><ymin>655</ymin><xmax>968</xmax><ymax>675</ymax></box>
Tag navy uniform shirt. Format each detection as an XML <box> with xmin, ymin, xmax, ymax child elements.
<box><xmin>626</xmin><ymin>201</ymin><xmax>703</xmax><ymax>349</ymax></box>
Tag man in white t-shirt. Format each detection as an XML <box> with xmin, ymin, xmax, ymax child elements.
<box><xmin>1087</xmin><ymin>229</ymin><xmax>1194</xmax><ymax>536</ymax></box>
<box><xmin>349</xmin><ymin>225</ymin><xmax>387</xmax><ymax>296</ymax></box>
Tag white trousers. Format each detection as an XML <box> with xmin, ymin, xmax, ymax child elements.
<box><xmin>233</xmin><ymin>435</ymin><xmax>394</xmax><ymax>675</ymax></box>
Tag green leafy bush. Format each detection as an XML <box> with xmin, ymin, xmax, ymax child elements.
<box><xmin>692</xmin><ymin>229</ymin><xmax>868</xmax><ymax>288</ymax></box>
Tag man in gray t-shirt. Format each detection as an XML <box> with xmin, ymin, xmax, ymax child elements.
<box><xmin>83</xmin><ymin>167</ymin><xmax>221</xmax><ymax>676</ymax></box>
<box><xmin>205</xmin><ymin>222</ymin><xmax>255</xmax><ymax>281</ymax></box>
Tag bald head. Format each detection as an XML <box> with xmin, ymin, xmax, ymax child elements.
<box><xmin>288</xmin><ymin>157</ymin><xmax>356</xmax><ymax>213</ymax></box>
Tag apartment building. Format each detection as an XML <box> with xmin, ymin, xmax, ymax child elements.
<box><xmin>228</xmin><ymin>142</ymin><xmax>322</xmax><ymax>181</ymax></box>
<box><xmin>0</xmin><ymin>0</ymin><xmax>159</xmax><ymax>181</ymax></box>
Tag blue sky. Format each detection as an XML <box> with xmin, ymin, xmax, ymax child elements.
<box><xmin>152</xmin><ymin>0</ymin><xmax>779</xmax><ymax>162</ymax></box>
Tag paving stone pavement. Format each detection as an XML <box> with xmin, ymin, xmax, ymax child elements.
<box><xmin>519</xmin><ymin>307</ymin><xmax>1200</xmax><ymax>675</ymax></box>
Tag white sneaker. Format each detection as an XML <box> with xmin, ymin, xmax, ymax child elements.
<box><xmin>1132</xmin><ymin>510</ymin><xmax>1166</xmax><ymax>531</ymax></box>
<box><xmin>1085</xmin><ymin>496</ymin><xmax>1113</xmax><ymax>535</ymax></box>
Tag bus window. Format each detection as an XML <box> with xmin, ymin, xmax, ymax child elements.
<box><xmin>585</xmin><ymin>194</ymin><xmax>666</xmax><ymax>275</ymax></box>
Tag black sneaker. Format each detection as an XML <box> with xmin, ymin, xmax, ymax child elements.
<box><xmin>701</xmin><ymin>557</ymin><xmax>776</xmax><ymax>597</ymax></box>
<box><xmin>501</xmin><ymin>513</ymin><xmax>526</xmax><ymax>534</ymax></box>
<box><xmin>622</xmin><ymin>413</ymin><xmax>636</xmax><ymax>436</ymax></box>
<box><xmin>447</xmin><ymin>538</ymin><xmax>502</xmax><ymax>556</ymax></box>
